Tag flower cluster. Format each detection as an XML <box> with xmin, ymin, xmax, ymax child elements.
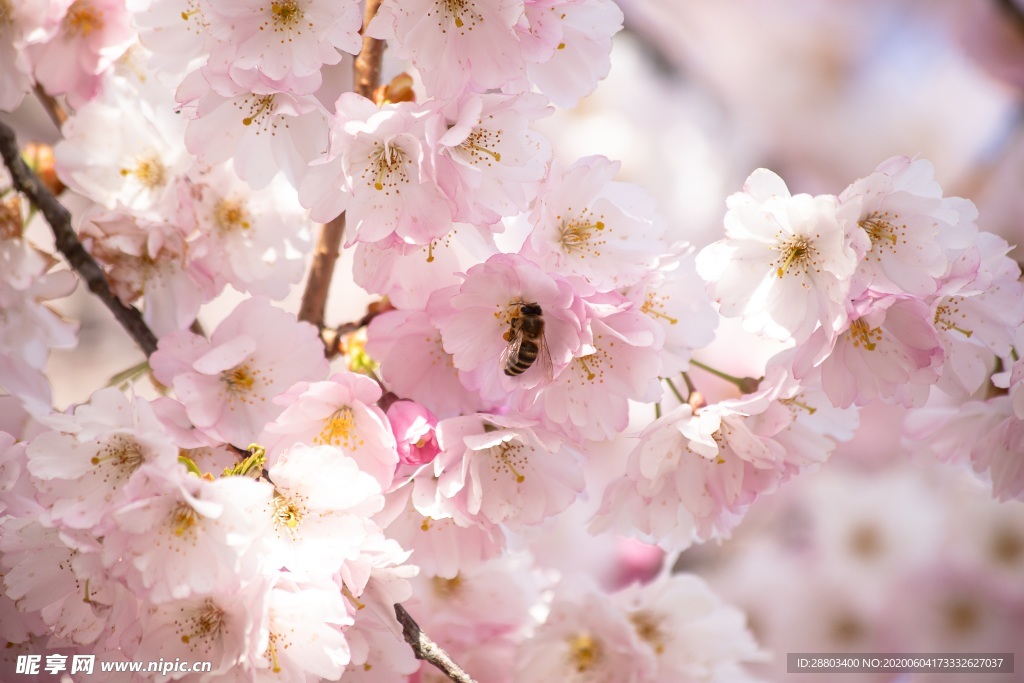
<box><xmin>2</xmin><ymin>1</ymin><xmax>1022</xmax><ymax>682</ymax></box>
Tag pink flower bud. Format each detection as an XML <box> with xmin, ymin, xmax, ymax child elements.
<box><xmin>387</xmin><ymin>400</ymin><xmax>440</xmax><ymax>466</ymax></box>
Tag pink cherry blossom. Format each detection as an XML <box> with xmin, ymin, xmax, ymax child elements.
<box><xmin>591</xmin><ymin>375</ymin><xmax>821</xmax><ymax>550</ymax></box>
<box><xmin>427</xmin><ymin>92</ymin><xmax>552</xmax><ymax>227</ymax></box>
<box><xmin>612</xmin><ymin>573</ymin><xmax>764</xmax><ymax>682</ymax></box>
<box><xmin>517</xmin><ymin>0</ymin><xmax>624</xmax><ymax>108</ymax></box>
<box><xmin>697</xmin><ymin>168</ymin><xmax>860</xmax><ymax>344</ymax></box>
<box><xmin>0</xmin><ymin>239</ymin><xmax>77</xmax><ymax>411</ymax></box>
<box><xmin>839</xmin><ymin>156</ymin><xmax>980</xmax><ymax>299</ymax></box>
<box><xmin>300</xmin><ymin>94</ymin><xmax>453</xmax><ymax>245</ymax></box>
<box><xmin>54</xmin><ymin>75</ymin><xmax>191</xmax><ymax>218</ymax></box>
<box><xmin>0</xmin><ymin>0</ymin><xmax>66</xmax><ymax>112</ymax></box>
<box><xmin>386</xmin><ymin>400</ymin><xmax>440</xmax><ymax>467</ymax></box>
<box><xmin>428</xmin><ymin>253</ymin><xmax>591</xmax><ymax>399</ymax></box>
<box><xmin>423</xmin><ymin>413</ymin><xmax>584</xmax><ymax>530</ymax></box>
<box><xmin>150</xmin><ymin>297</ymin><xmax>328</xmax><ymax>448</ymax></box>
<box><xmin>930</xmin><ymin>232</ymin><xmax>1024</xmax><ymax>397</ymax></box>
<box><xmin>522</xmin><ymin>155</ymin><xmax>666</xmax><ymax>291</ymax></box>
<box><xmin>260</xmin><ymin>372</ymin><xmax>398</xmax><ymax>489</ymax></box>
<box><xmin>203</xmin><ymin>0</ymin><xmax>362</xmax><ymax>84</ymax></box>
<box><xmin>103</xmin><ymin>466</ymin><xmax>274</xmax><ymax>603</ymax></box>
<box><xmin>0</xmin><ymin>518</ymin><xmax>122</xmax><ymax>646</ymax></box>
<box><xmin>178</xmin><ymin>69</ymin><xmax>329</xmax><ymax>190</ymax></box>
<box><xmin>622</xmin><ymin>248</ymin><xmax>718</xmax><ymax>378</ymax></box>
<box><xmin>263</xmin><ymin>443</ymin><xmax>386</xmax><ymax>579</ymax></box>
<box><xmin>367</xmin><ymin>0</ymin><xmax>526</xmax><ymax>100</ymax></box>
<box><xmin>796</xmin><ymin>295</ymin><xmax>944</xmax><ymax>409</ymax></box>
<box><xmin>28</xmin><ymin>0</ymin><xmax>136</xmax><ymax>107</ymax></box>
<box><xmin>251</xmin><ymin>577</ymin><xmax>353</xmax><ymax>680</ymax></box>
<box><xmin>79</xmin><ymin>207</ymin><xmax>213</xmax><ymax>336</ymax></box>
<box><xmin>24</xmin><ymin>388</ymin><xmax>179</xmax><ymax>530</ymax></box>
<box><xmin>133</xmin><ymin>576</ymin><xmax>270</xmax><ymax>680</ymax></box>
<box><xmin>376</xmin><ymin>486</ymin><xmax>505</xmax><ymax>579</ymax></box>
<box><xmin>518</xmin><ymin>300</ymin><xmax>663</xmax><ymax>442</ymax></box>
<box><xmin>514</xmin><ymin>578</ymin><xmax>654</xmax><ymax>683</ymax></box>
<box><xmin>189</xmin><ymin>161</ymin><xmax>312</xmax><ymax>299</ymax></box>
<box><xmin>352</xmin><ymin>223</ymin><xmax>497</xmax><ymax>310</ymax></box>
<box><xmin>366</xmin><ymin>308</ymin><xmax>488</xmax><ymax>420</ymax></box>
<box><xmin>906</xmin><ymin>398</ymin><xmax>1024</xmax><ymax>502</ymax></box>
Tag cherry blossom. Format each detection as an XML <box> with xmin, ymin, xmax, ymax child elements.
<box><xmin>516</xmin><ymin>0</ymin><xmax>624</xmax><ymax>107</ymax></box>
<box><xmin>133</xmin><ymin>577</ymin><xmax>270</xmax><ymax>680</ymax></box>
<box><xmin>78</xmin><ymin>207</ymin><xmax>213</xmax><ymax>336</ymax></box>
<box><xmin>150</xmin><ymin>297</ymin><xmax>328</xmax><ymax>447</ymax></box>
<box><xmin>28</xmin><ymin>0</ymin><xmax>136</xmax><ymax>107</ymax></box>
<box><xmin>696</xmin><ymin>168</ymin><xmax>860</xmax><ymax>344</ymax></box>
<box><xmin>521</xmin><ymin>155</ymin><xmax>666</xmax><ymax>291</ymax></box>
<box><xmin>0</xmin><ymin>239</ymin><xmax>77</xmax><ymax>411</ymax></box>
<box><xmin>263</xmin><ymin>443</ymin><xmax>385</xmax><ymax>579</ymax></box>
<box><xmin>518</xmin><ymin>300</ymin><xmax>663</xmax><ymax>442</ymax></box>
<box><xmin>24</xmin><ymin>388</ymin><xmax>179</xmax><ymax>530</ymax></box>
<box><xmin>428</xmin><ymin>253</ymin><xmax>591</xmax><ymax>399</ymax></box>
<box><xmin>260</xmin><ymin>372</ymin><xmax>398</xmax><ymax>489</ymax></box>
<box><xmin>838</xmin><ymin>156</ymin><xmax>968</xmax><ymax>299</ymax></box>
<box><xmin>0</xmin><ymin>0</ymin><xmax>66</xmax><ymax>112</ymax></box>
<box><xmin>376</xmin><ymin>486</ymin><xmax>505</xmax><ymax>579</ymax></box>
<box><xmin>54</xmin><ymin>75</ymin><xmax>191</xmax><ymax>218</ymax></box>
<box><xmin>386</xmin><ymin>400</ymin><xmax>440</xmax><ymax>467</ymax></box>
<box><xmin>612</xmin><ymin>573</ymin><xmax>765</xmax><ymax>681</ymax></box>
<box><xmin>366</xmin><ymin>308</ymin><xmax>488</xmax><ymax>420</ymax></box>
<box><xmin>367</xmin><ymin>0</ymin><xmax>526</xmax><ymax>100</ymax></box>
<box><xmin>423</xmin><ymin>413</ymin><xmax>585</xmax><ymax>529</ymax></box>
<box><xmin>796</xmin><ymin>294</ymin><xmax>944</xmax><ymax>409</ymax></box>
<box><xmin>622</xmin><ymin>249</ymin><xmax>718</xmax><ymax>378</ymax></box>
<box><xmin>189</xmin><ymin>161</ymin><xmax>313</xmax><ymax>299</ymax></box>
<box><xmin>514</xmin><ymin>578</ymin><xmax>654</xmax><ymax>683</ymax></box>
<box><xmin>203</xmin><ymin>0</ymin><xmax>362</xmax><ymax>84</ymax></box>
<box><xmin>300</xmin><ymin>94</ymin><xmax>452</xmax><ymax>245</ymax></box>
<box><xmin>102</xmin><ymin>467</ymin><xmax>274</xmax><ymax>603</ymax></box>
<box><xmin>427</xmin><ymin>92</ymin><xmax>552</xmax><ymax>227</ymax></box>
<box><xmin>178</xmin><ymin>69</ymin><xmax>330</xmax><ymax>190</ymax></box>
<box><xmin>905</xmin><ymin>398</ymin><xmax>1024</xmax><ymax>502</ymax></box>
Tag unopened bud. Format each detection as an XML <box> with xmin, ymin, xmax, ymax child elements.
<box><xmin>687</xmin><ymin>391</ymin><xmax>707</xmax><ymax>411</ymax></box>
<box><xmin>374</xmin><ymin>73</ymin><xmax>416</xmax><ymax>105</ymax></box>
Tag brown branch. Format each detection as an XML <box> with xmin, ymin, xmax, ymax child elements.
<box><xmin>394</xmin><ymin>604</ymin><xmax>478</xmax><ymax>683</ymax></box>
<box><xmin>32</xmin><ymin>85</ymin><xmax>68</xmax><ymax>131</ymax></box>
<box><xmin>298</xmin><ymin>213</ymin><xmax>345</xmax><ymax>329</ymax></box>
<box><xmin>353</xmin><ymin>0</ymin><xmax>386</xmax><ymax>100</ymax></box>
<box><xmin>297</xmin><ymin>0</ymin><xmax>385</xmax><ymax>333</ymax></box>
<box><xmin>0</xmin><ymin>119</ymin><xmax>159</xmax><ymax>357</ymax></box>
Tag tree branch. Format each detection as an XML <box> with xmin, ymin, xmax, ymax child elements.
<box><xmin>0</xmin><ymin>119</ymin><xmax>159</xmax><ymax>357</ymax></box>
<box><xmin>32</xmin><ymin>85</ymin><xmax>69</xmax><ymax>131</ymax></box>
<box><xmin>394</xmin><ymin>603</ymin><xmax>479</xmax><ymax>683</ymax></box>
<box><xmin>298</xmin><ymin>0</ymin><xmax>386</xmax><ymax>333</ymax></box>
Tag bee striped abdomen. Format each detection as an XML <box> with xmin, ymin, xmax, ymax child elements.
<box><xmin>505</xmin><ymin>338</ymin><xmax>539</xmax><ymax>376</ymax></box>
<box><xmin>503</xmin><ymin>303</ymin><xmax>546</xmax><ymax>377</ymax></box>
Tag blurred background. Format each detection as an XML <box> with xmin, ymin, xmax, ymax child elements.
<box><xmin>548</xmin><ymin>1</ymin><xmax>1023</xmax><ymax>681</ymax></box>
<box><xmin>5</xmin><ymin>1</ymin><xmax>1024</xmax><ymax>681</ymax></box>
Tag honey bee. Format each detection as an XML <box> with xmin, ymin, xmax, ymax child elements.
<box><xmin>500</xmin><ymin>301</ymin><xmax>552</xmax><ymax>378</ymax></box>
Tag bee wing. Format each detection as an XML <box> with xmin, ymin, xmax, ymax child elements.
<box><xmin>535</xmin><ymin>329</ymin><xmax>554</xmax><ymax>382</ymax></box>
<box><xmin>499</xmin><ymin>331</ymin><xmax>524</xmax><ymax>371</ymax></box>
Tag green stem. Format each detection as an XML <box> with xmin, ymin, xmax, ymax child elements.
<box><xmin>689</xmin><ymin>359</ymin><xmax>747</xmax><ymax>388</ymax></box>
<box><xmin>681</xmin><ymin>372</ymin><xmax>696</xmax><ymax>395</ymax></box>
<box><xmin>664</xmin><ymin>377</ymin><xmax>686</xmax><ymax>404</ymax></box>
<box><xmin>654</xmin><ymin>402</ymin><xmax>662</xmax><ymax>419</ymax></box>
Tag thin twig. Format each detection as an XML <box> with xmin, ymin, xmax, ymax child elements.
<box><xmin>0</xmin><ymin>120</ymin><xmax>159</xmax><ymax>357</ymax></box>
<box><xmin>394</xmin><ymin>604</ymin><xmax>478</xmax><ymax>683</ymax></box>
<box><xmin>32</xmin><ymin>85</ymin><xmax>68</xmax><ymax>131</ymax></box>
<box><xmin>297</xmin><ymin>0</ymin><xmax>385</xmax><ymax>333</ymax></box>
